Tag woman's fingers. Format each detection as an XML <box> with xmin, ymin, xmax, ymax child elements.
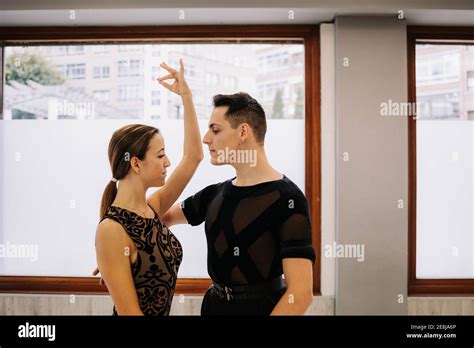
<box><xmin>160</xmin><ymin>62</ymin><xmax>177</xmax><ymax>75</ymax></box>
<box><xmin>158</xmin><ymin>60</ymin><xmax>184</xmax><ymax>95</ymax></box>
<box><xmin>159</xmin><ymin>80</ymin><xmax>174</xmax><ymax>91</ymax></box>
<box><xmin>158</xmin><ymin>73</ymin><xmax>174</xmax><ymax>81</ymax></box>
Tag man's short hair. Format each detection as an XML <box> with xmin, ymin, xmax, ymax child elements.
<box><xmin>213</xmin><ymin>92</ymin><xmax>267</xmax><ymax>144</ymax></box>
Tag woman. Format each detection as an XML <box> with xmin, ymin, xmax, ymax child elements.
<box><xmin>95</xmin><ymin>59</ymin><xmax>203</xmax><ymax>315</ymax></box>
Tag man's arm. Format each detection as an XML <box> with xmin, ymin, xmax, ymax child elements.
<box><xmin>270</xmin><ymin>258</ymin><xmax>313</xmax><ymax>315</ymax></box>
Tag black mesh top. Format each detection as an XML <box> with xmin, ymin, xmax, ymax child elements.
<box><xmin>181</xmin><ymin>175</ymin><xmax>316</xmax><ymax>286</ymax></box>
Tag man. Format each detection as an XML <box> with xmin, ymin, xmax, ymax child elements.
<box><xmin>154</xmin><ymin>92</ymin><xmax>316</xmax><ymax>315</ymax></box>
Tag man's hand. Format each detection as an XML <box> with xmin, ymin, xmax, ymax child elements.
<box><xmin>157</xmin><ymin>59</ymin><xmax>192</xmax><ymax>97</ymax></box>
<box><xmin>92</xmin><ymin>267</ymin><xmax>104</xmax><ymax>285</ymax></box>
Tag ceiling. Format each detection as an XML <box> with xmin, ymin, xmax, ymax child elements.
<box><xmin>0</xmin><ymin>0</ymin><xmax>473</xmax><ymax>26</ymax></box>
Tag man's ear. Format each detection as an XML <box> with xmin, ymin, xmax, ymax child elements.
<box><xmin>130</xmin><ymin>156</ymin><xmax>141</xmax><ymax>174</ymax></box>
<box><xmin>239</xmin><ymin>123</ymin><xmax>251</xmax><ymax>143</ymax></box>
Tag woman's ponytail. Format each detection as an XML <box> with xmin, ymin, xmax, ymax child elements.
<box><xmin>100</xmin><ymin>180</ymin><xmax>118</xmax><ymax>220</ymax></box>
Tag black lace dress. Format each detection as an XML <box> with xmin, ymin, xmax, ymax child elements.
<box><xmin>101</xmin><ymin>205</ymin><xmax>183</xmax><ymax>316</ymax></box>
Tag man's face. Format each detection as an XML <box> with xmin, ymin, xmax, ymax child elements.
<box><xmin>202</xmin><ymin>106</ymin><xmax>241</xmax><ymax>166</ymax></box>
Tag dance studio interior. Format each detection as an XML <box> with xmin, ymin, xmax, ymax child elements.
<box><xmin>0</xmin><ymin>0</ymin><xmax>473</xmax><ymax>325</ymax></box>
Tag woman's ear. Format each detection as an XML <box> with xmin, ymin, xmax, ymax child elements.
<box><xmin>130</xmin><ymin>156</ymin><xmax>141</xmax><ymax>174</ymax></box>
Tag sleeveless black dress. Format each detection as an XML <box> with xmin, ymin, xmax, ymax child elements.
<box><xmin>101</xmin><ymin>205</ymin><xmax>183</xmax><ymax>316</ymax></box>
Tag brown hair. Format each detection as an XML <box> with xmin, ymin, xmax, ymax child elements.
<box><xmin>213</xmin><ymin>92</ymin><xmax>267</xmax><ymax>144</ymax></box>
<box><xmin>100</xmin><ymin>124</ymin><xmax>159</xmax><ymax>220</ymax></box>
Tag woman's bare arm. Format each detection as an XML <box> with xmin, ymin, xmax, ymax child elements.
<box><xmin>161</xmin><ymin>202</ymin><xmax>188</xmax><ymax>227</ymax></box>
<box><xmin>95</xmin><ymin>219</ymin><xmax>144</xmax><ymax>315</ymax></box>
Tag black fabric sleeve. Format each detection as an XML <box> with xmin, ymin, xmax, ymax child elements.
<box><xmin>180</xmin><ymin>183</ymin><xmax>220</xmax><ymax>226</ymax></box>
<box><xmin>278</xmin><ymin>194</ymin><xmax>316</xmax><ymax>263</ymax></box>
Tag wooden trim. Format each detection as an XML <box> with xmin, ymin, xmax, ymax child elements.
<box><xmin>304</xmin><ymin>26</ymin><xmax>321</xmax><ymax>294</ymax></box>
<box><xmin>407</xmin><ymin>30</ymin><xmax>418</xmax><ymax>294</ymax></box>
<box><xmin>0</xmin><ymin>25</ymin><xmax>316</xmax><ymax>43</ymax></box>
<box><xmin>407</xmin><ymin>26</ymin><xmax>474</xmax><ymax>41</ymax></box>
<box><xmin>407</xmin><ymin>26</ymin><xmax>474</xmax><ymax>296</ymax></box>
<box><xmin>0</xmin><ymin>25</ymin><xmax>321</xmax><ymax>296</ymax></box>
<box><xmin>409</xmin><ymin>280</ymin><xmax>474</xmax><ymax>296</ymax></box>
<box><xmin>0</xmin><ymin>276</ymin><xmax>212</xmax><ymax>295</ymax></box>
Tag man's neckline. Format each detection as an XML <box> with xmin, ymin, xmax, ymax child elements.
<box><xmin>230</xmin><ymin>174</ymin><xmax>286</xmax><ymax>188</ymax></box>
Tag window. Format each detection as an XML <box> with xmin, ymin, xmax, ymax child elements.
<box><xmin>68</xmin><ymin>64</ymin><xmax>86</xmax><ymax>79</ymax></box>
<box><xmin>264</xmin><ymin>52</ymin><xmax>288</xmax><ymax>71</ymax></box>
<box><xmin>416</xmin><ymin>48</ymin><xmax>460</xmax><ymax>86</ymax></box>
<box><xmin>56</xmin><ymin>63</ymin><xmax>86</xmax><ymax>80</ymax></box>
<box><xmin>118</xmin><ymin>59</ymin><xmax>142</xmax><ymax>77</ymax></box>
<box><xmin>93</xmin><ymin>65</ymin><xmax>110</xmax><ymax>79</ymax></box>
<box><xmin>0</xmin><ymin>26</ymin><xmax>320</xmax><ymax>295</ymax></box>
<box><xmin>417</xmin><ymin>92</ymin><xmax>460</xmax><ymax>119</ymax></box>
<box><xmin>408</xmin><ymin>26</ymin><xmax>474</xmax><ymax>295</ymax></box>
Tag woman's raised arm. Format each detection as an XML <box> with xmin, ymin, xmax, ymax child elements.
<box><xmin>147</xmin><ymin>59</ymin><xmax>203</xmax><ymax>217</ymax></box>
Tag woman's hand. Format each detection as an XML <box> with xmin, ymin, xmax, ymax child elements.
<box><xmin>92</xmin><ymin>267</ymin><xmax>104</xmax><ymax>285</ymax></box>
<box><xmin>157</xmin><ymin>59</ymin><xmax>192</xmax><ymax>98</ymax></box>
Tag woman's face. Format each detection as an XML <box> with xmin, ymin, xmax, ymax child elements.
<box><xmin>140</xmin><ymin>133</ymin><xmax>170</xmax><ymax>187</ymax></box>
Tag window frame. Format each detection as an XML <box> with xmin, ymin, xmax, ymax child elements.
<box><xmin>407</xmin><ymin>25</ymin><xmax>474</xmax><ymax>296</ymax></box>
<box><xmin>0</xmin><ymin>25</ymin><xmax>321</xmax><ymax>295</ymax></box>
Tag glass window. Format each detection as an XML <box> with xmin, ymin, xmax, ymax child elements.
<box><xmin>415</xmin><ymin>43</ymin><xmax>474</xmax><ymax>279</ymax></box>
<box><xmin>118</xmin><ymin>59</ymin><xmax>143</xmax><ymax>77</ymax></box>
<box><xmin>93</xmin><ymin>65</ymin><xmax>110</xmax><ymax>79</ymax></box>
<box><xmin>1</xmin><ymin>42</ymin><xmax>305</xmax><ymax>278</ymax></box>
